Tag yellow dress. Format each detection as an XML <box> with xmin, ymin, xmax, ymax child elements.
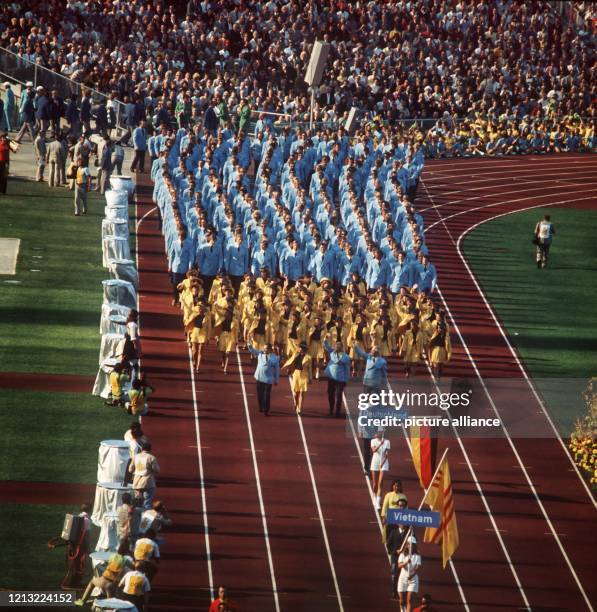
<box><xmin>307</xmin><ymin>323</ymin><xmax>325</xmax><ymax>359</ymax></box>
<box><xmin>217</xmin><ymin>317</ymin><xmax>238</xmax><ymax>353</ymax></box>
<box><xmin>429</xmin><ymin>327</ymin><xmax>452</xmax><ymax>365</ymax></box>
<box><xmin>401</xmin><ymin>330</ymin><xmax>425</xmax><ymax>364</ymax></box>
<box><xmin>347</xmin><ymin>321</ymin><xmax>370</xmax><ymax>360</ymax></box>
<box><xmin>283</xmin><ymin>352</ymin><xmax>312</xmax><ymax>393</ymax></box>
<box><xmin>190</xmin><ymin>308</ymin><xmax>212</xmax><ymax>344</ymax></box>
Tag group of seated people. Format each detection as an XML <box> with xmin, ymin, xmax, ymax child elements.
<box><xmin>422</xmin><ymin>113</ymin><xmax>595</xmax><ymax>158</ymax></box>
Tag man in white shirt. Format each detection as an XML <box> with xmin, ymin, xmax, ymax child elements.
<box><xmin>119</xmin><ymin>561</ymin><xmax>151</xmax><ymax>611</ymax></box>
<box><xmin>534</xmin><ymin>214</ymin><xmax>555</xmax><ymax>269</ymax></box>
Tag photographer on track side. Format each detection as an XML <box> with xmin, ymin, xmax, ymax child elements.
<box><xmin>534</xmin><ymin>214</ymin><xmax>556</xmax><ymax>269</ymax></box>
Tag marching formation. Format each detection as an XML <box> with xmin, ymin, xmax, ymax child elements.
<box><xmin>151</xmin><ymin>121</ymin><xmax>452</xmax><ymax>417</ymax></box>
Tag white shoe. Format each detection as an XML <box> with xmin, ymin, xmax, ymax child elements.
<box><xmin>376</xmin><ymin>495</ymin><xmax>381</xmax><ymax>510</ymax></box>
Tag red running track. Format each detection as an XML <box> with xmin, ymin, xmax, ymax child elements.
<box><xmin>136</xmin><ymin>155</ymin><xmax>597</xmax><ymax>612</ymax></box>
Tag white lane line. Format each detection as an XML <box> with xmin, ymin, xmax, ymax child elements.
<box><xmin>455</xmin><ymin>203</ymin><xmax>597</xmax><ymax>509</ymax></box>
<box><xmin>425</xmin><ymin>188</ymin><xmax>597</xmax><ymax>235</ymax></box>
<box><xmin>418</xmin><ymin>173</ymin><xmax>597</xmax><ymax>214</ymax></box>
<box><xmin>421</xmin><ymin>155</ymin><xmax>593</xmax><ymax>172</ymax></box>
<box><xmin>140</xmin><ymin>176</ymin><xmax>213</xmax><ymax>598</ymax></box>
<box><xmin>422</xmin><ymin>361</ymin><xmax>529</xmax><ymax>610</ymax></box>
<box><xmin>423</xmin><ymin>178</ymin><xmax>596</xmax><ymax>611</ymax></box>
<box><xmin>236</xmin><ymin>348</ymin><xmax>281</xmax><ymax>612</ymax></box>
<box><xmin>342</xmin><ymin>393</ymin><xmax>470</xmax><ymax>610</ymax></box>
<box><xmin>291</xmin><ymin>379</ymin><xmax>345</xmax><ymax>612</ymax></box>
<box><xmin>188</xmin><ymin>347</ymin><xmax>215</xmax><ymax>600</ymax></box>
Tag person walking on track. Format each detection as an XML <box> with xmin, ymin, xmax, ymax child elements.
<box><xmin>323</xmin><ymin>339</ymin><xmax>351</xmax><ymax>417</ymax></box>
<box><xmin>248</xmin><ymin>343</ymin><xmax>280</xmax><ymax>415</ymax></box>
<box><xmin>534</xmin><ymin>214</ymin><xmax>555</xmax><ymax>269</ymax></box>
<box><xmin>370</xmin><ymin>430</ymin><xmax>391</xmax><ymax>509</ymax></box>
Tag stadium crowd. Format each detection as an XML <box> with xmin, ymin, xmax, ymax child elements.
<box><xmin>0</xmin><ymin>0</ymin><xmax>594</xmax><ymax>129</ymax></box>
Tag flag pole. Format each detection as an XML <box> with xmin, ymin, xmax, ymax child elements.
<box><xmin>397</xmin><ymin>447</ymin><xmax>449</xmax><ymax>555</ymax></box>
<box><xmin>416</xmin><ymin>446</ymin><xmax>449</xmax><ymax>512</ymax></box>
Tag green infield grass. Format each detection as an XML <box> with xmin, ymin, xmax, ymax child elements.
<box><xmin>0</xmin><ymin>389</ymin><xmax>131</xmax><ymax>484</ymax></box>
<box><xmin>0</xmin><ymin>178</ymin><xmax>129</xmax><ymax>375</ymax></box>
<box><xmin>463</xmin><ymin>205</ymin><xmax>597</xmax><ymax>435</ymax></box>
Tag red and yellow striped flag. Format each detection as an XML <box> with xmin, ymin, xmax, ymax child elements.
<box><xmin>423</xmin><ymin>457</ymin><xmax>459</xmax><ymax>568</ymax></box>
<box><xmin>410</xmin><ymin>425</ymin><xmax>438</xmax><ymax>489</ymax></box>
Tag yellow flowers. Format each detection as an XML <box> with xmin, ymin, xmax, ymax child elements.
<box><xmin>569</xmin><ymin>379</ymin><xmax>597</xmax><ymax>485</ymax></box>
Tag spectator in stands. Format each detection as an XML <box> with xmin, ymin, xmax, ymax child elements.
<box><xmin>129</xmin><ymin>441</ymin><xmax>160</xmax><ymax>509</ymax></box>
<box><xmin>119</xmin><ymin>560</ymin><xmax>151</xmax><ymax>611</ymax></box>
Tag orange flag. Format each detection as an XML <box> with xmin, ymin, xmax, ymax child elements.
<box><xmin>423</xmin><ymin>457</ymin><xmax>459</xmax><ymax>568</ymax></box>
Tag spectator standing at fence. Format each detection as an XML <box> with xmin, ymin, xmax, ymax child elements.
<box><xmin>80</xmin><ymin>90</ymin><xmax>92</xmax><ymax>136</ymax></box>
<box><xmin>3</xmin><ymin>83</ymin><xmax>15</xmax><ymax>132</ymax></box>
<box><xmin>15</xmin><ymin>83</ymin><xmax>36</xmax><ymax>143</ymax></box>
<box><xmin>131</xmin><ymin>119</ymin><xmax>147</xmax><ymax>173</ymax></box>
<box><xmin>34</xmin><ymin>86</ymin><xmax>51</xmax><ymax>135</ymax></box>
<box><xmin>65</xmin><ymin>94</ymin><xmax>79</xmax><ymax>136</ymax></box>
<box><xmin>74</xmin><ymin>157</ymin><xmax>91</xmax><ymax>215</ymax></box>
<box><xmin>95</xmin><ymin>99</ymin><xmax>109</xmax><ymax>138</ymax></box>
<box><xmin>534</xmin><ymin>214</ymin><xmax>556</xmax><ymax>269</ymax></box>
<box><xmin>0</xmin><ymin>132</ymin><xmax>12</xmax><ymax>194</ymax></box>
<box><xmin>34</xmin><ymin>130</ymin><xmax>46</xmax><ymax>182</ymax></box>
<box><xmin>49</xmin><ymin>90</ymin><xmax>64</xmax><ymax>137</ymax></box>
<box><xmin>46</xmin><ymin>133</ymin><xmax>63</xmax><ymax>188</ymax></box>
<box><xmin>97</xmin><ymin>137</ymin><xmax>113</xmax><ymax>194</ymax></box>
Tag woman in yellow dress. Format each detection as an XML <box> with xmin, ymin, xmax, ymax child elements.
<box><xmin>400</xmin><ymin>320</ymin><xmax>425</xmax><ymax>378</ymax></box>
<box><xmin>282</xmin><ymin>342</ymin><xmax>312</xmax><ymax>414</ymax></box>
<box><xmin>189</xmin><ymin>302</ymin><xmax>212</xmax><ymax>371</ymax></box>
<box><xmin>247</xmin><ymin>304</ymin><xmax>269</xmax><ymax>352</ymax></box>
<box><xmin>217</xmin><ymin>307</ymin><xmax>238</xmax><ymax>375</ymax></box>
<box><xmin>428</xmin><ymin>318</ymin><xmax>452</xmax><ymax>379</ymax></box>
<box><xmin>370</xmin><ymin>314</ymin><xmax>395</xmax><ymax>358</ymax></box>
<box><xmin>274</xmin><ymin>301</ymin><xmax>293</xmax><ymax>357</ymax></box>
<box><xmin>307</xmin><ymin>316</ymin><xmax>326</xmax><ymax>379</ymax></box>
<box><xmin>286</xmin><ymin>310</ymin><xmax>306</xmax><ymax>356</ymax></box>
<box><xmin>347</xmin><ymin>312</ymin><xmax>370</xmax><ymax>378</ymax></box>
